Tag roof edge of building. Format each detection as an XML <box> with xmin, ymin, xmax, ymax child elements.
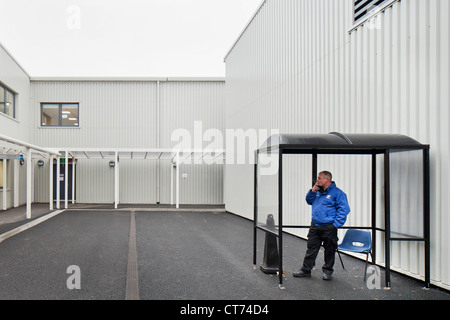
<box><xmin>30</xmin><ymin>76</ymin><xmax>225</xmax><ymax>82</ymax></box>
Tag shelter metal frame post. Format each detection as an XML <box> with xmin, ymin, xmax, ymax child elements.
<box><xmin>277</xmin><ymin>149</ymin><xmax>284</xmax><ymax>287</ymax></box>
<box><xmin>423</xmin><ymin>148</ymin><xmax>431</xmax><ymax>288</ymax></box>
<box><xmin>253</xmin><ymin>150</ymin><xmax>258</xmax><ymax>267</ymax></box>
<box><xmin>312</xmin><ymin>152</ymin><xmax>318</xmax><ymax>186</ymax></box>
<box><xmin>384</xmin><ymin>149</ymin><xmax>391</xmax><ymax>288</ymax></box>
<box><xmin>371</xmin><ymin>153</ymin><xmax>377</xmax><ymax>264</ymax></box>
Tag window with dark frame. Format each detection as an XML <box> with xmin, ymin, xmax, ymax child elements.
<box><xmin>354</xmin><ymin>0</ymin><xmax>388</xmax><ymax>23</ymax></box>
<box><xmin>0</xmin><ymin>83</ymin><xmax>16</xmax><ymax>119</ymax></box>
<box><xmin>41</xmin><ymin>103</ymin><xmax>79</xmax><ymax>127</ymax></box>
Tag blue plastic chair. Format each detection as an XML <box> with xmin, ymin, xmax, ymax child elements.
<box><xmin>337</xmin><ymin>229</ymin><xmax>374</xmax><ymax>281</ymax></box>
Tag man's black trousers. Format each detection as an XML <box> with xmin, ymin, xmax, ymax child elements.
<box><xmin>301</xmin><ymin>223</ymin><xmax>339</xmax><ymax>275</ymax></box>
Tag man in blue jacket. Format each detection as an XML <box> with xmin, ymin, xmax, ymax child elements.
<box><xmin>293</xmin><ymin>171</ymin><xmax>350</xmax><ymax>280</ymax></box>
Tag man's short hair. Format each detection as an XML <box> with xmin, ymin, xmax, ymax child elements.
<box><xmin>319</xmin><ymin>171</ymin><xmax>332</xmax><ymax>181</ymax></box>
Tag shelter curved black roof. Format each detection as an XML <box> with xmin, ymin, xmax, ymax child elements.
<box><xmin>260</xmin><ymin>132</ymin><xmax>427</xmax><ymax>151</ymax></box>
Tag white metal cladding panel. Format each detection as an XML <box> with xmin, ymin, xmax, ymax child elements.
<box><xmin>159</xmin><ymin>160</ymin><xmax>224</xmax><ymax>205</ymax></box>
<box><xmin>225</xmin><ymin>0</ymin><xmax>449</xmax><ymax>289</ymax></box>
<box><xmin>31</xmin><ymin>80</ymin><xmax>225</xmax><ymax>205</ymax></box>
<box><xmin>158</xmin><ymin>81</ymin><xmax>225</xmax><ymax>205</ymax></box>
<box><xmin>33</xmin><ymin>159</ymin><xmax>48</xmax><ymax>203</ymax></box>
<box><xmin>30</xmin><ymin>81</ymin><xmax>158</xmax><ymax>148</ymax></box>
<box><xmin>0</xmin><ymin>43</ymin><xmax>32</xmax><ymax>143</ymax></box>
<box><xmin>119</xmin><ymin>159</ymin><xmax>157</xmax><ymax>204</ymax></box>
<box><xmin>159</xmin><ymin>81</ymin><xmax>225</xmax><ymax>149</ymax></box>
<box><xmin>76</xmin><ymin>159</ymin><xmax>115</xmax><ymax>203</ymax></box>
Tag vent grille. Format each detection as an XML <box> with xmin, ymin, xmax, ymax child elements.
<box><xmin>354</xmin><ymin>0</ymin><xmax>387</xmax><ymax>22</ymax></box>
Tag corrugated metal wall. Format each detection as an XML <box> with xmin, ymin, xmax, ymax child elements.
<box><xmin>160</xmin><ymin>81</ymin><xmax>225</xmax><ymax>148</ymax></box>
<box><xmin>0</xmin><ymin>42</ymin><xmax>32</xmax><ymax>210</ymax></box>
<box><xmin>31</xmin><ymin>81</ymin><xmax>158</xmax><ymax>148</ymax></box>
<box><xmin>225</xmin><ymin>0</ymin><xmax>449</xmax><ymax>290</ymax></box>
<box><xmin>31</xmin><ymin>80</ymin><xmax>225</xmax><ymax>205</ymax></box>
<box><xmin>0</xmin><ymin>42</ymin><xmax>32</xmax><ymax>143</ymax></box>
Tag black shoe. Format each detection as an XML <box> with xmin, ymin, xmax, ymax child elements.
<box><xmin>293</xmin><ymin>270</ymin><xmax>311</xmax><ymax>278</ymax></box>
<box><xmin>322</xmin><ymin>273</ymin><xmax>332</xmax><ymax>281</ymax></box>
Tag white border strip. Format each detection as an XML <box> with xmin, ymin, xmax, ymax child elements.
<box><xmin>0</xmin><ymin>210</ymin><xmax>65</xmax><ymax>243</ymax></box>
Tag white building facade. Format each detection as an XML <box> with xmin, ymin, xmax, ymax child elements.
<box><xmin>30</xmin><ymin>79</ymin><xmax>225</xmax><ymax>205</ymax></box>
<box><xmin>0</xmin><ymin>42</ymin><xmax>33</xmax><ymax>209</ymax></box>
<box><xmin>224</xmin><ymin>0</ymin><xmax>449</xmax><ymax>290</ymax></box>
<box><xmin>1</xmin><ymin>40</ymin><xmax>225</xmax><ymax>208</ymax></box>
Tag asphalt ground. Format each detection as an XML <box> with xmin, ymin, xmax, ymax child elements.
<box><xmin>0</xmin><ymin>208</ymin><xmax>449</xmax><ymax>304</ymax></box>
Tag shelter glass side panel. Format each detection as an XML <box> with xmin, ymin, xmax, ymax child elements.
<box><xmin>282</xmin><ymin>154</ymin><xmax>312</xmax><ymax>238</ymax></box>
<box><xmin>389</xmin><ymin>149</ymin><xmax>424</xmax><ymax>239</ymax></box>
<box><xmin>256</xmin><ymin>149</ymin><xmax>279</xmax><ymax>232</ymax></box>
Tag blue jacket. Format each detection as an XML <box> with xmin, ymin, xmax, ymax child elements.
<box><xmin>305</xmin><ymin>182</ymin><xmax>350</xmax><ymax>228</ymax></box>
